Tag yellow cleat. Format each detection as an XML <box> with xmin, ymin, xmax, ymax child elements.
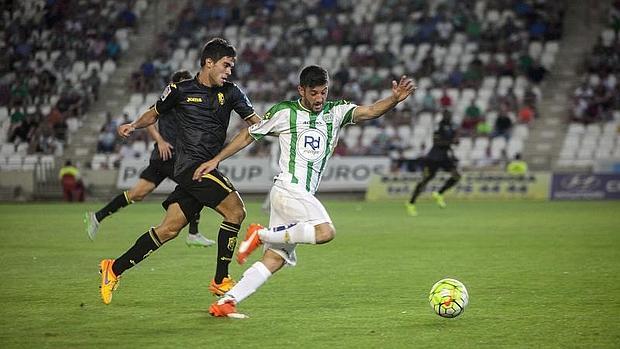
<box><xmin>405</xmin><ymin>203</ymin><xmax>418</xmax><ymax>216</ymax></box>
<box><xmin>99</xmin><ymin>259</ymin><xmax>120</xmax><ymax>304</ymax></box>
<box><xmin>209</xmin><ymin>276</ymin><xmax>236</xmax><ymax>296</ymax></box>
<box><xmin>432</xmin><ymin>191</ymin><xmax>447</xmax><ymax>208</ymax></box>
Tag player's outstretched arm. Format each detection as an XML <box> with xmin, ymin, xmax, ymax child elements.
<box><xmin>117</xmin><ymin>108</ymin><xmax>159</xmax><ymax>138</ymax></box>
<box><xmin>192</xmin><ymin>127</ymin><xmax>255</xmax><ymax>181</ymax></box>
<box><xmin>353</xmin><ymin>76</ymin><xmax>416</xmax><ymax>122</ymax></box>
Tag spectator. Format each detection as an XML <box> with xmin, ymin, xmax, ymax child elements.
<box><xmin>518</xmin><ymin>104</ymin><xmax>535</xmax><ymax>124</ymax></box>
<box><xmin>59</xmin><ymin>160</ymin><xmax>84</xmax><ymax>202</ymax></box>
<box><xmin>527</xmin><ymin>61</ymin><xmax>548</xmax><ymax>84</ymax></box>
<box><xmin>476</xmin><ymin>117</ymin><xmax>492</xmax><ymax>137</ymax></box>
<box><xmin>492</xmin><ymin>111</ymin><xmax>514</xmax><ymax>139</ymax></box>
<box><xmin>461</xmin><ymin>100</ymin><xmax>482</xmax><ymax>134</ymax></box>
<box><xmin>439</xmin><ymin>88</ymin><xmax>452</xmax><ymax>109</ymax></box>
<box><xmin>506</xmin><ymin>153</ymin><xmax>528</xmax><ymax>175</ymax></box>
<box><xmin>421</xmin><ymin>89</ymin><xmax>437</xmax><ymax>112</ymax></box>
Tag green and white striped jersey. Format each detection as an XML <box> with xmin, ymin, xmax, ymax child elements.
<box><xmin>249</xmin><ymin>99</ymin><xmax>357</xmax><ymax>194</ymax></box>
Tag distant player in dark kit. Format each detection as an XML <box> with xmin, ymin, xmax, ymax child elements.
<box><xmin>406</xmin><ymin>110</ymin><xmax>461</xmax><ymax>216</ymax></box>
<box><xmin>85</xmin><ymin>70</ymin><xmax>215</xmax><ymax>248</ymax></box>
<box><xmin>98</xmin><ymin>38</ymin><xmax>261</xmax><ymax>305</ymax></box>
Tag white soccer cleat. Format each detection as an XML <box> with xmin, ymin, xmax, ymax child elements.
<box><xmin>85</xmin><ymin>211</ymin><xmax>100</xmax><ymax>241</ymax></box>
<box><xmin>186</xmin><ymin>233</ymin><xmax>215</xmax><ymax>247</ymax></box>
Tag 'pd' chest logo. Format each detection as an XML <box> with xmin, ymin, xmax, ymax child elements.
<box><xmin>297</xmin><ymin>128</ymin><xmax>327</xmax><ymax>162</ymax></box>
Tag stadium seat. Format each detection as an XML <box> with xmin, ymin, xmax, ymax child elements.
<box><xmin>22</xmin><ymin>155</ymin><xmax>39</xmax><ymax>170</ymax></box>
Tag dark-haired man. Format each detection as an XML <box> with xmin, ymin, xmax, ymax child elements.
<box><xmin>199</xmin><ymin>65</ymin><xmax>416</xmax><ymax>317</ymax></box>
<box><xmin>98</xmin><ymin>38</ymin><xmax>261</xmax><ymax>305</ymax></box>
<box><xmin>85</xmin><ymin>70</ymin><xmax>215</xmax><ymax>248</ymax></box>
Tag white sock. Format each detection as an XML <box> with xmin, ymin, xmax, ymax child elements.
<box><xmin>227</xmin><ymin>262</ymin><xmax>272</xmax><ymax>303</ymax></box>
<box><xmin>258</xmin><ymin>223</ymin><xmax>316</xmax><ymax>244</ymax></box>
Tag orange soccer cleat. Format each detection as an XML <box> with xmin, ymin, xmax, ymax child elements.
<box><xmin>99</xmin><ymin>259</ymin><xmax>120</xmax><ymax>304</ymax></box>
<box><xmin>208</xmin><ymin>296</ymin><xmax>238</xmax><ymax>317</ymax></box>
<box><xmin>208</xmin><ymin>276</ymin><xmax>236</xmax><ymax>296</ymax></box>
<box><xmin>236</xmin><ymin>223</ymin><xmax>264</xmax><ymax>265</ymax></box>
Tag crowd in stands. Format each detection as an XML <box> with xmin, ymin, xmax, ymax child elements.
<box><xmin>0</xmin><ymin>0</ymin><xmax>146</xmax><ymax>166</ymax></box>
<box><xmin>571</xmin><ymin>1</ymin><xmax>620</xmax><ymax>124</ymax></box>
<box><xmin>557</xmin><ymin>1</ymin><xmax>620</xmax><ymax>168</ymax></box>
<box><xmin>118</xmin><ymin>0</ymin><xmax>564</xmax><ymax>170</ymax></box>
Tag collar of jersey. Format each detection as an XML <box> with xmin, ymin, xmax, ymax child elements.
<box><xmin>296</xmin><ymin>99</ymin><xmax>319</xmax><ymax>116</ymax></box>
<box><xmin>194</xmin><ymin>73</ymin><xmax>218</xmax><ymax>89</ymax></box>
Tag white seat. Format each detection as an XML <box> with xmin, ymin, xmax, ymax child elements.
<box><xmin>397</xmin><ymin>125</ymin><xmax>411</xmax><ymax>140</ymax></box>
<box><xmin>129</xmin><ymin>93</ymin><xmax>144</xmax><ymax>106</ymax></box>
<box><xmin>474</xmin><ymin>137</ymin><xmax>489</xmax><ymax>150</ymax></box>
<box><xmin>576</xmin><ymin>148</ymin><xmax>593</xmax><ymax>159</ymax></box>
<box><xmin>458</xmin><ymin>137</ymin><xmax>473</xmax><ymax>150</ymax></box>
<box><xmin>594</xmin><ymin>148</ymin><xmax>611</xmax><ymax>159</ymax></box>
<box><xmin>513</xmin><ymin>125</ymin><xmax>529</xmax><ymax>140</ymax></box>
<box><xmin>131</xmin><ymin>141</ymin><xmax>147</xmax><ymax>155</ymax></box>
<box><xmin>5</xmin><ymin>155</ymin><xmax>22</xmax><ymax>170</ymax></box>
<box><xmin>102</xmin><ymin>59</ymin><xmax>116</xmax><ymax>74</ymax></box>
<box><xmin>22</xmin><ymin>155</ymin><xmax>39</xmax><ymax>170</ymax></box>
<box><xmin>72</xmin><ymin>60</ymin><xmax>86</xmax><ymax>75</ymax></box>
<box><xmin>1</xmin><ymin>143</ymin><xmax>15</xmax><ymax>156</ymax></box>
<box><xmin>16</xmin><ymin>143</ymin><xmax>28</xmax><ymax>155</ymax></box>
<box><xmin>567</xmin><ymin>123</ymin><xmax>585</xmax><ymax>135</ymax></box>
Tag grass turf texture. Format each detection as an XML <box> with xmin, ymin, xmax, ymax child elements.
<box><xmin>0</xmin><ymin>200</ymin><xmax>619</xmax><ymax>348</ymax></box>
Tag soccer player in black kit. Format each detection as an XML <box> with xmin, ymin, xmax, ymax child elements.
<box><xmin>98</xmin><ymin>38</ymin><xmax>261</xmax><ymax>305</ymax></box>
<box><xmin>85</xmin><ymin>70</ymin><xmax>215</xmax><ymax>248</ymax></box>
<box><xmin>406</xmin><ymin>110</ymin><xmax>461</xmax><ymax>216</ymax></box>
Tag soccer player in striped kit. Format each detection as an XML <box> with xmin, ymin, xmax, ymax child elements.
<box><xmin>195</xmin><ymin>65</ymin><xmax>416</xmax><ymax>317</ymax></box>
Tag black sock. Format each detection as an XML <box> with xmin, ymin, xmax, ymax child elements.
<box><xmin>409</xmin><ymin>181</ymin><xmax>428</xmax><ymax>204</ymax></box>
<box><xmin>96</xmin><ymin>191</ymin><xmax>132</xmax><ymax>222</ymax></box>
<box><xmin>215</xmin><ymin>222</ymin><xmax>240</xmax><ymax>283</ymax></box>
<box><xmin>439</xmin><ymin>177</ymin><xmax>459</xmax><ymax>194</ymax></box>
<box><xmin>188</xmin><ymin>214</ymin><xmax>200</xmax><ymax>235</ymax></box>
<box><xmin>112</xmin><ymin>228</ymin><xmax>162</xmax><ymax>276</ymax></box>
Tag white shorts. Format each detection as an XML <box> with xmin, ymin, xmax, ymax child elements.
<box><xmin>264</xmin><ymin>180</ymin><xmax>332</xmax><ymax>266</ymax></box>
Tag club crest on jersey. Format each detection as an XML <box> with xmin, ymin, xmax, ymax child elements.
<box><xmin>160</xmin><ymin>85</ymin><xmax>172</xmax><ymax>101</ymax></box>
<box><xmin>297</xmin><ymin>128</ymin><xmax>327</xmax><ymax>162</ymax></box>
<box><xmin>217</xmin><ymin>92</ymin><xmax>225</xmax><ymax>105</ymax></box>
<box><xmin>322</xmin><ymin>112</ymin><xmax>333</xmax><ymax>123</ymax></box>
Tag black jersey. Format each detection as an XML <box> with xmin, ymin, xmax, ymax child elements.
<box><xmin>148</xmin><ymin>108</ymin><xmax>178</xmax><ymax>160</ymax></box>
<box><xmin>427</xmin><ymin>120</ymin><xmax>457</xmax><ymax>161</ymax></box>
<box><xmin>157</xmin><ymin>109</ymin><xmax>177</xmax><ymax>146</ymax></box>
<box><xmin>154</xmin><ymin>75</ymin><xmax>254</xmax><ymax>175</ymax></box>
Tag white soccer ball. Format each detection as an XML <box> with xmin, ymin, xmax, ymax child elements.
<box><xmin>429</xmin><ymin>278</ymin><xmax>469</xmax><ymax>318</ymax></box>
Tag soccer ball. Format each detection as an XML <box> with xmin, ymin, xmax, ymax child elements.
<box><xmin>429</xmin><ymin>278</ymin><xmax>469</xmax><ymax>318</ymax></box>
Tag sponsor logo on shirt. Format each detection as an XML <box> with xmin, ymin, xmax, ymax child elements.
<box><xmin>186</xmin><ymin>97</ymin><xmax>203</xmax><ymax>103</ymax></box>
<box><xmin>297</xmin><ymin>128</ymin><xmax>327</xmax><ymax>162</ymax></box>
<box><xmin>160</xmin><ymin>84</ymin><xmax>172</xmax><ymax>101</ymax></box>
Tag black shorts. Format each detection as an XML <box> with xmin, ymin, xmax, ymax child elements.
<box><xmin>424</xmin><ymin>157</ymin><xmax>458</xmax><ymax>177</ymax></box>
<box><xmin>139</xmin><ymin>157</ymin><xmax>174</xmax><ymax>186</ymax></box>
<box><xmin>162</xmin><ymin>165</ymin><xmax>236</xmax><ymax>220</ymax></box>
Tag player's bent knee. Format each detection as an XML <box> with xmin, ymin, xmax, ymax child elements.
<box><xmin>315</xmin><ymin>224</ymin><xmax>336</xmax><ymax>244</ymax></box>
<box><xmin>261</xmin><ymin>251</ymin><xmax>286</xmax><ymax>273</ymax></box>
<box><xmin>224</xmin><ymin>205</ymin><xmax>246</xmax><ymax>224</ymax></box>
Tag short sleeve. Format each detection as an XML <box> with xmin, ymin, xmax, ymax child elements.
<box><xmin>248</xmin><ymin>103</ymin><xmax>291</xmax><ymax>141</ymax></box>
<box><xmin>328</xmin><ymin>100</ymin><xmax>357</xmax><ymax>128</ymax></box>
<box><xmin>154</xmin><ymin>83</ymin><xmax>181</xmax><ymax>115</ymax></box>
<box><xmin>230</xmin><ymin>84</ymin><xmax>255</xmax><ymax>119</ymax></box>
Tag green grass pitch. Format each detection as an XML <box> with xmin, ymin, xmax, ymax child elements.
<box><xmin>0</xmin><ymin>200</ymin><xmax>619</xmax><ymax>348</ymax></box>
